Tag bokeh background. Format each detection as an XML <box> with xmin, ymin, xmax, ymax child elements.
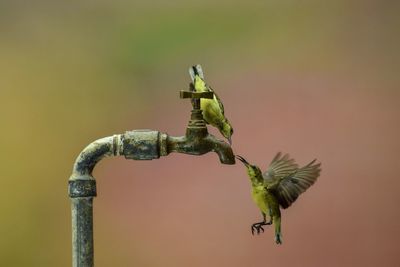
<box><xmin>1</xmin><ymin>0</ymin><xmax>399</xmax><ymax>266</ymax></box>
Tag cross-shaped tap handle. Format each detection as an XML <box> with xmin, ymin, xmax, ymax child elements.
<box><xmin>180</xmin><ymin>90</ymin><xmax>214</xmax><ymax>100</ymax></box>
<box><xmin>180</xmin><ymin>87</ymin><xmax>214</xmax><ymax>110</ymax></box>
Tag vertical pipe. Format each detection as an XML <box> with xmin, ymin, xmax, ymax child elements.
<box><xmin>69</xmin><ymin>178</ymin><xmax>97</xmax><ymax>267</ymax></box>
<box><xmin>71</xmin><ymin>197</ymin><xmax>94</xmax><ymax>267</ymax></box>
<box><xmin>68</xmin><ymin>132</ymin><xmax>159</xmax><ymax>266</ymax></box>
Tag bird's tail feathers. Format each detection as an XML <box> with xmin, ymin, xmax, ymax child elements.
<box><xmin>274</xmin><ymin>216</ymin><xmax>282</xmax><ymax>245</ymax></box>
<box><xmin>275</xmin><ymin>232</ymin><xmax>283</xmax><ymax>245</ymax></box>
<box><xmin>189</xmin><ymin>64</ymin><xmax>204</xmax><ymax>82</ymax></box>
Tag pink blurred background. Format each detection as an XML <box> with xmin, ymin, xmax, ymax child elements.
<box><xmin>1</xmin><ymin>1</ymin><xmax>399</xmax><ymax>266</ymax></box>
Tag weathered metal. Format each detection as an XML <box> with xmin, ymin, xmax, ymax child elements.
<box><xmin>122</xmin><ymin>130</ymin><xmax>160</xmax><ymax>160</ymax></box>
<box><xmin>68</xmin><ymin>84</ymin><xmax>235</xmax><ymax>267</ymax></box>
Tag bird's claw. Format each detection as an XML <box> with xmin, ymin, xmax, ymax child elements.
<box><xmin>251</xmin><ymin>223</ymin><xmax>265</xmax><ymax>235</ymax></box>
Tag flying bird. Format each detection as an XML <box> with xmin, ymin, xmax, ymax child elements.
<box><xmin>236</xmin><ymin>152</ymin><xmax>321</xmax><ymax>244</ymax></box>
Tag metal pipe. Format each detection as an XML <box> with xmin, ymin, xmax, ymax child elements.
<box><xmin>70</xmin><ymin>135</ymin><xmax>123</xmax><ymax>178</ymax></box>
<box><xmin>69</xmin><ymin>135</ymin><xmax>122</xmax><ymax>267</ymax></box>
<box><xmin>69</xmin><ymin>129</ymin><xmax>235</xmax><ymax>266</ymax></box>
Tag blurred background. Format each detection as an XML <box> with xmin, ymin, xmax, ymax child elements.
<box><xmin>1</xmin><ymin>0</ymin><xmax>399</xmax><ymax>266</ymax></box>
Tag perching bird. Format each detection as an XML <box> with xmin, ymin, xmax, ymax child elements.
<box><xmin>236</xmin><ymin>153</ymin><xmax>321</xmax><ymax>244</ymax></box>
<box><xmin>189</xmin><ymin>65</ymin><xmax>234</xmax><ymax>144</ymax></box>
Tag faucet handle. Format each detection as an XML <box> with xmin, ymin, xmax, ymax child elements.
<box><xmin>180</xmin><ymin>90</ymin><xmax>213</xmax><ymax>100</ymax></box>
<box><xmin>180</xmin><ymin>90</ymin><xmax>213</xmax><ymax>111</ymax></box>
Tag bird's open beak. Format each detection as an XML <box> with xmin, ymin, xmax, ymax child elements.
<box><xmin>235</xmin><ymin>155</ymin><xmax>250</xmax><ymax>166</ymax></box>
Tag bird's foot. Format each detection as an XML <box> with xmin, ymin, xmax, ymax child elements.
<box><xmin>251</xmin><ymin>221</ymin><xmax>271</xmax><ymax>235</ymax></box>
<box><xmin>251</xmin><ymin>223</ymin><xmax>264</xmax><ymax>235</ymax></box>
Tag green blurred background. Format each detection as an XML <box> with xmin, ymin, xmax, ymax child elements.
<box><xmin>1</xmin><ymin>0</ymin><xmax>399</xmax><ymax>266</ymax></box>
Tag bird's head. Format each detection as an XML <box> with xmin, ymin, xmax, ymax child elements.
<box><xmin>220</xmin><ymin>121</ymin><xmax>234</xmax><ymax>145</ymax></box>
<box><xmin>236</xmin><ymin>155</ymin><xmax>262</xmax><ymax>178</ymax></box>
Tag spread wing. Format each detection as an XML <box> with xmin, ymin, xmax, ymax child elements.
<box><xmin>263</xmin><ymin>153</ymin><xmax>321</xmax><ymax>209</ymax></box>
<box><xmin>263</xmin><ymin>153</ymin><xmax>298</xmax><ymax>183</ymax></box>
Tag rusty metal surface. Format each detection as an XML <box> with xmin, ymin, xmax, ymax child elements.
<box><xmin>180</xmin><ymin>90</ymin><xmax>213</xmax><ymax>99</ymax></box>
<box><xmin>71</xmin><ymin>198</ymin><xmax>94</xmax><ymax>267</ymax></box>
<box><xmin>68</xmin><ymin>81</ymin><xmax>235</xmax><ymax>267</ymax></box>
<box><xmin>122</xmin><ymin>130</ymin><xmax>160</xmax><ymax>160</ymax></box>
<box><xmin>70</xmin><ymin>135</ymin><xmax>123</xmax><ymax>179</ymax></box>
<box><xmin>69</xmin><ymin>179</ymin><xmax>97</xmax><ymax>198</ymax></box>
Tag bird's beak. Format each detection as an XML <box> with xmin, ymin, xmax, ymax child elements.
<box><xmin>235</xmin><ymin>155</ymin><xmax>250</xmax><ymax>167</ymax></box>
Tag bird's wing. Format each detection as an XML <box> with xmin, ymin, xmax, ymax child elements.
<box><xmin>208</xmin><ymin>86</ymin><xmax>225</xmax><ymax>114</ymax></box>
<box><xmin>263</xmin><ymin>152</ymin><xmax>298</xmax><ymax>183</ymax></box>
<box><xmin>274</xmin><ymin>159</ymin><xmax>321</xmax><ymax>209</ymax></box>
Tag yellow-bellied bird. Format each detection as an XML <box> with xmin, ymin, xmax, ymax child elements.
<box><xmin>189</xmin><ymin>65</ymin><xmax>234</xmax><ymax>144</ymax></box>
<box><xmin>236</xmin><ymin>153</ymin><xmax>321</xmax><ymax>244</ymax></box>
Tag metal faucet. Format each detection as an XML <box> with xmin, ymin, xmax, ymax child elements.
<box><xmin>68</xmin><ymin>82</ymin><xmax>235</xmax><ymax>267</ymax></box>
<box><xmin>166</xmin><ymin>86</ymin><xmax>235</xmax><ymax>164</ymax></box>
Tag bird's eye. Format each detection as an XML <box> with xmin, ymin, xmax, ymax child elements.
<box><xmin>230</xmin><ymin>128</ymin><xmax>234</xmax><ymax>135</ymax></box>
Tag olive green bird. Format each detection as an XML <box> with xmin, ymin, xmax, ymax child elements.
<box><xmin>189</xmin><ymin>65</ymin><xmax>234</xmax><ymax>144</ymax></box>
<box><xmin>236</xmin><ymin>153</ymin><xmax>321</xmax><ymax>244</ymax></box>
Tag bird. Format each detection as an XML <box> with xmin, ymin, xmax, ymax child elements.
<box><xmin>236</xmin><ymin>152</ymin><xmax>321</xmax><ymax>244</ymax></box>
<box><xmin>189</xmin><ymin>65</ymin><xmax>234</xmax><ymax>144</ymax></box>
